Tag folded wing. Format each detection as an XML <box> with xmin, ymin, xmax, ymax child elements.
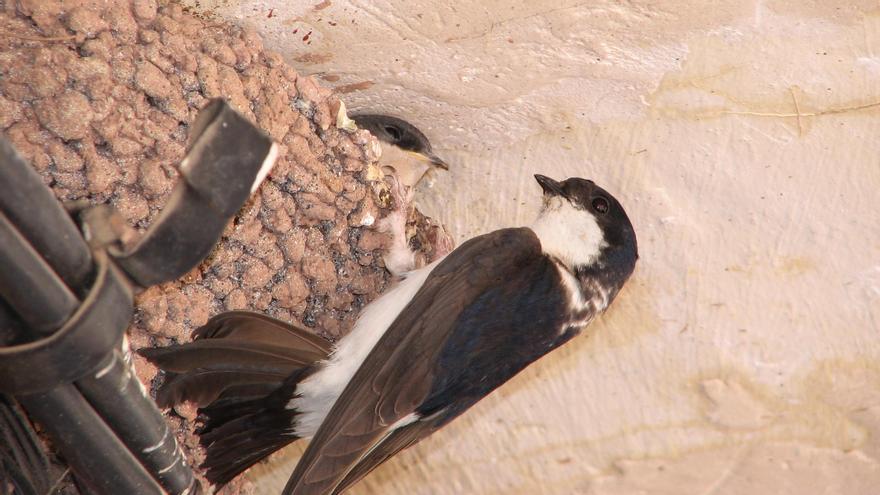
<box><xmin>283</xmin><ymin>227</ymin><xmax>555</xmax><ymax>495</ymax></box>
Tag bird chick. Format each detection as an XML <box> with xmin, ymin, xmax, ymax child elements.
<box><xmin>353</xmin><ymin>114</ymin><xmax>447</xmax><ymax>189</ymax></box>
<box><xmin>354</xmin><ymin>114</ymin><xmax>450</xmax><ymax>276</ymax></box>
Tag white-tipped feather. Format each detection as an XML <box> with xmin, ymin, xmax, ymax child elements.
<box><xmin>555</xmin><ymin>263</ymin><xmax>587</xmax><ymax>311</ymax></box>
<box><xmin>330</xmin><ymin>412</ymin><xmax>421</xmax><ymax>493</ymax></box>
<box><xmin>289</xmin><ymin>259</ymin><xmax>443</xmax><ymax>437</ymax></box>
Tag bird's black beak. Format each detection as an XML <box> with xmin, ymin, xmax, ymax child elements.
<box><xmin>426</xmin><ymin>152</ymin><xmax>449</xmax><ymax>170</ymax></box>
<box><xmin>404</xmin><ymin>150</ymin><xmax>449</xmax><ymax>170</ymax></box>
<box><xmin>535</xmin><ymin>174</ymin><xmax>564</xmax><ymax>196</ymax></box>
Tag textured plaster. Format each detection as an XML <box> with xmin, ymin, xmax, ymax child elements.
<box><xmin>188</xmin><ymin>1</ymin><xmax>880</xmax><ymax>493</ymax></box>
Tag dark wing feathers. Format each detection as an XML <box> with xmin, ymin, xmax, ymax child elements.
<box><xmin>332</xmin><ymin>419</ymin><xmax>442</xmax><ymax>495</ymax></box>
<box><xmin>284</xmin><ymin>228</ymin><xmax>545</xmax><ymax>495</ymax></box>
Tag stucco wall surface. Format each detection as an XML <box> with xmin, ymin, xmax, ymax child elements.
<box><xmin>186</xmin><ymin>1</ymin><xmax>880</xmax><ymax>494</ymax></box>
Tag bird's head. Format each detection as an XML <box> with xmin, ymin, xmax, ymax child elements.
<box><xmin>352</xmin><ymin>114</ymin><xmax>448</xmax><ymax>170</ymax></box>
<box><xmin>532</xmin><ymin>174</ymin><xmax>638</xmax><ymax>280</ymax></box>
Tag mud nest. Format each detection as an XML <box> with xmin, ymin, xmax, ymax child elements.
<box><xmin>0</xmin><ymin>1</ymin><xmax>449</xmax><ymax>493</ymax></box>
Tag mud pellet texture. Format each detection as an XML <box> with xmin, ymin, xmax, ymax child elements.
<box><xmin>0</xmin><ymin>1</ymin><xmax>448</xmax><ymax>493</ymax></box>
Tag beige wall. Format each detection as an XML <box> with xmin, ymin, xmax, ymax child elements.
<box><xmin>188</xmin><ymin>1</ymin><xmax>880</xmax><ymax>493</ymax></box>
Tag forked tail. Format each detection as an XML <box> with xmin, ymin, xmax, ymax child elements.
<box><xmin>139</xmin><ymin>311</ymin><xmax>331</xmax><ymax>486</ymax></box>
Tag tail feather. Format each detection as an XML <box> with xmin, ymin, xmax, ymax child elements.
<box><xmin>139</xmin><ymin>311</ymin><xmax>331</xmax><ymax>486</ymax></box>
<box><xmin>154</xmin><ymin>368</ymin><xmax>290</xmax><ymax>409</ymax></box>
<box><xmin>202</xmin><ymin>431</ymin><xmax>296</xmax><ymax>485</ymax></box>
<box><xmin>193</xmin><ymin>311</ymin><xmax>331</xmax><ymax>354</ymax></box>
<box><xmin>197</xmin><ymin>366</ymin><xmax>312</xmax><ymax>435</ymax></box>
<box><xmin>209</xmin><ymin>382</ymin><xmax>284</xmax><ymax>407</ymax></box>
<box><xmin>138</xmin><ymin>312</ymin><xmax>331</xmax><ymax>409</ymax></box>
<box><xmin>140</xmin><ymin>338</ymin><xmax>326</xmax><ymax>373</ymax></box>
<box><xmin>197</xmin><ymin>370</ymin><xmax>311</xmax><ymax>485</ymax></box>
<box><xmin>198</xmin><ymin>404</ymin><xmax>299</xmax><ymax>485</ymax></box>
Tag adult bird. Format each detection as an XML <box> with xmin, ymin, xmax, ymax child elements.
<box><xmin>140</xmin><ymin>174</ymin><xmax>638</xmax><ymax>494</ymax></box>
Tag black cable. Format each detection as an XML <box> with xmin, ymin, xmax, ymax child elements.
<box><xmin>0</xmin><ymin>100</ymin><xmax>273</xmax><ymax>495</ymax></box>
<box><xmin>0</xmin><ymin>139</ymin><xmax>92</xmax><ymax>293</ymax></box>
<box><xmin>0</xmin><ymin>212</ymin><xmax>78</xmax><ymax>336</ymax></box>
<box><xmin>77</xmin><ymin>352</ymin><xmax>199</xmax><ymax>494</ymax></box>
<box><xmin>17</xmin><ymin>386</ymin><xmax>163</xmax><ymax>494</ymax></box>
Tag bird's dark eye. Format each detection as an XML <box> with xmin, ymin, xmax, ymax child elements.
<box><xmin>383</xmin><ymin>125</ymin><xmax>401</xmax><ymax>141</ymax></box>
<box><xmin>591</xmin><ymin>197</ymin><xmax>609</xmax><ymax>214</ymax></box>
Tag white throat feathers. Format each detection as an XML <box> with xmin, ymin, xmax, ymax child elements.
<box><xmin>377</xmin><ymin>142</ymin><xmax>434</xmax><ymax>189</ymax></box>
<box><xmin>531</xmin><ymin>197</ymin><xmax>607</xmax><ymax>269</ymax></box>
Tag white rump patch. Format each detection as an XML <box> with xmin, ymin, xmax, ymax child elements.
<box><xmin>289</xmin><ymin>259</ymin><xmax>443</xmax><ymax>437</ymax></box>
